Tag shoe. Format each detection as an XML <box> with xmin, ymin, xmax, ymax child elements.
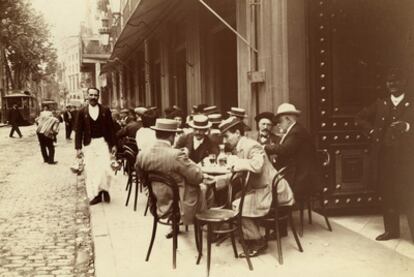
<box><xmin>89</xmin><ymin>193</ymin><xmax>103</xmax><ymax>205</ymax></box>
<box><xmin>48</xmin><ymin>161</ymin><xmax>58</xmax><ymax>165</ymax></box>
<box><xmin>102</xmin><ymin>190</ymin><xmax>111</xmax><ymax>203</ymax></box>
<box><xmin>267</xmin><ymin>229</ymin><xmax>288</xmax><ymax>241</ymax></box>
<box><xmin>238</xmin><ymin>240</ymin><xmax>267</xmax><ymax>258</ymax></box>
<box><xmin>375</xmin><ymin>232</ymin><xmax>400</xmax><ymax>241</ymax></box>
<box><xmin>165</xmin><ymin>230</ymin><xmax>182</xmax><ymax>239</ymax></box>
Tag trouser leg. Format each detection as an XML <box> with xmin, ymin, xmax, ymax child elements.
<box><xmin>44</xmin><ymin>137</ymin><xmax>55</xmax><ymax>162</ymax></box>
<box><xmin>9</xmin><ymin>126</ymin><xmax>16</xmax><ymax>137</ymax></box>
<box><xmin>37</xmin><ymin>134</ymin><xmax>49</xmax><ymax>162</ymax></box>
<box><xmin>65</xmin><ymin>124</ymin><xmax>72</xmax><ymax>139</ymax></box>
<box><xmin>15</xmin><ymin>126</ymin><xmax>22</xmax><ymax>137</ymax></box>
<box><xmin>241</xmin><ymin>218</ymin><xmax>262</xmax><ymax>240</ymax></box>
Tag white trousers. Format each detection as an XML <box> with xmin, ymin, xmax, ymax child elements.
<box><xmin>83</xmin><ymin>138</ymin><xmax>114</xmax><ymax>200</ymax></box>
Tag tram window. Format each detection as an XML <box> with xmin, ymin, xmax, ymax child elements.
<box><xmin>22</xmin><ymin>99</ymin><xmax>28</xmax><ymax>108</ymax></box>
<box><xmin>5</xmin><ymin>98</ymin><xmax>23</xmax><ymax>109</ymax></box>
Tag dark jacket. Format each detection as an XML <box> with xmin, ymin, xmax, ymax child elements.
<box><xmin>9</xmin><ymin>108</ymin><xmax>23</xmax><ymax>126</ymax></box>
<box><xmin>175</xmin><ymin>132</ymin><xmax>219</xmax><ymax>164</ymax></box>
<box><xmin>356</xmin><ymin>96</ymin><xmax>414</xmax><ymax>205</ymax></box>
<box><xmin>264</xmin><ymin>123</ymin><xmax>319</xmax><ymax>197</ymax></box>
<box><xmin>74</xmin><ymin>104</ymin><xmax>116</xmax><ymax>150</ymax></box>
<box><xmin>116</xmin><ymin>121</ymin><xmax>142</xmax><ymax>139</ymax></box>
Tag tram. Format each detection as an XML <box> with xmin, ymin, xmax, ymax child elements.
<box><xmin>2</xmin><ymin>91</ymin><xmax>39</xmax><ymax>125</ymax></box>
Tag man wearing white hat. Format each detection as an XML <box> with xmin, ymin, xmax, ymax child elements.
<box><xmin>175</xmin><ymin>114</ymin><xmax>219</xmax><ymax>164</ymax></box>
<box><xmin>136</xmin><ymin>118</ymin><xmax>209</xmax><ymax>226</ymax></box>
<box><xmin>264</xmin><ymin>103</ymin><xmax>320</xmax><ymax>199</ymax></box>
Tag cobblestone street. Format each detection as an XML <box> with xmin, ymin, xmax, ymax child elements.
<box><xmin>0</xmin><ymin>126</ymin><xmax>94</xmax><ymax>276</ymax></box>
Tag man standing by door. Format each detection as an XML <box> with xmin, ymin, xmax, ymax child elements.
<box><xmin>75</xmin><ymin>87</ymin><xmax>117</xmax><ymax>205</ymax></box>
<box><xmin>8</xmin><ymin>104</ymin><xmax>23</xmax><ymax>138</ymax></box>
<box><xmin>356</xmin><ymin>67</ymin><xmax>414</xmax><ymax>242</ymax></box>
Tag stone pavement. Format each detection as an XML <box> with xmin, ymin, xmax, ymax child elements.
<box><xmin>0</xmin><ymin>126</ymin><xmax>94</xmax><ymax>276</ymax></box>
<box><xmin>90</xmin><ymin>166</ymin><xmax>414</xmax><ymax>277</ymax></box>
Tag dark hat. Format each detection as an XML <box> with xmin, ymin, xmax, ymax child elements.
<box><xmin>385</xmin><ymin>67</ymin><xmax>405</xmax><ymax>81</ymax></box>
<box><xmin>192</xmin><ymin>104</ymin><xmax>208</xmax><ymax>114</ymax></box>
<box><xmin>254</xmin><ymin>112</ymin><xmax>274</xmax><ymax>123</ymax></box>
<box><xmin>219</xmin><ymin>117</ymin><xmax>247</xmax><ymax>133</ymax></box>
<box><xmin>203</xmin><ymin>105</ymin><xmax>219</xmax><ymax>115</ymax></box>
<box><xmin>165</xmin><ymin>106</ymin><xmax>183</xmax><ymax>119</ymax></box>
<box><xmin>227</xmin><ymin>107</ymin><xmax>247</xmax><ymax>118</ymax></box>
<box><xmin>151</xmin><ymin>118</ymin><xmax>181</xmax><ymax>132</ymax></box>
<box><xmin>188</xmin><ymin>114</ymin><xmax>212</xmax><ymax>129</ymax></box>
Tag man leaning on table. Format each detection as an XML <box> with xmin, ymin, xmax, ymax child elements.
<box><xmin>136</xmin><ymin>119</ymin><xmax>213</xmax><ymax>228</ymax></box>
<box><xmin>210</xmin><ymin>117</ymin><xmax>294</xmax><ymax>258</ymax></box>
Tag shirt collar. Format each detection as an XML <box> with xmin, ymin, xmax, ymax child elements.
<box><xmin>390</xmin><ymin>93</ymin><xmax>405</xmax><ymax>106</ymax></box>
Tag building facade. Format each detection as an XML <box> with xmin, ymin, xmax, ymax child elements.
<box><xmin>101</xmin><ymin>0</ymin><xmax>414</xmax><ymax>212</ymax></box>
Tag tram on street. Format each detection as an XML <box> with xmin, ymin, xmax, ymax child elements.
<box><xmin>2</xmin><ymin>91</ymin><xmax>40</xmax><ymax>125</ymax></box>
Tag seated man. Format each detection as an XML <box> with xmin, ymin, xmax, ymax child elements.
<box><xmin>264</xmin><ymin>103</ymin><xmax>320</xmax><ymax>199</ymax></box>
<box><xmin>116</xmin><ymin>113</ymin><xmax>142</xmax><ymax>141</ymax></box>
<box><xmin>213</xmin><ymin>117</ymin><xmax>294</xmax><ymax>257</ymax></box>
<box><xmin>136</xmin><ymin>118</ymin><xmax>211</xmax><ymax>226</ymax></box>
<box><xmin>175</xmin><ymin>114</ymin><xmax>219</xmax><ymax>164</ymax></box>
<box><xmin>135</xmin><ymin>109</ymin><xmax>158</xmax><ymax>152</ymax></box>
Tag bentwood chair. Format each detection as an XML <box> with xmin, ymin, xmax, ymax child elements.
<box><xmin>298</xmin><ymin>149</ymin><xmax>333</xmax><ymax>236</ymax></box>
<box><xmin>123</xmin><ymin>146</ymin><xmax>142</xmax><ymax>211</ymax></box>
<box><xmin>195</xmin><ymin>171</ymin><xmax>253</xmax><ymax>277</ymax></box>
<box><xmin>260</xmin><ymin>168</ymin><xmax>303</xmax><ymax>265</ymax></box>
<box><xmin>144</xmin><ymin>170</ymin><xmax>194</xmax><ymax>269</ymax></box>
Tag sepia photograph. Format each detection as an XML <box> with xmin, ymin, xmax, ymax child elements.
<box><xmin>0</xmin><ymin>0</ymin><xmax>413</xmax><ymax>276</ymax></box>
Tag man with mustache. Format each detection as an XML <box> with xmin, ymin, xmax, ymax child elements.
<box><xmin>356</xmin><ymin>67</ymin><xmax>414</xmax><ymax>242</ymax></box>
<box><xmin>75</xmin><ymin>87</ymin><xmax>117</xmax><ymax>205</ymax></box>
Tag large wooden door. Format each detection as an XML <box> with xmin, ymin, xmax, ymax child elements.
<box><xmin>309</xmin><ymin>0</ymin><xmax>414</xmax><ymax>211</ymax></box>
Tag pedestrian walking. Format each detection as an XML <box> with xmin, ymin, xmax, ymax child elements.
<box><xmin>8</xmin><ymin>104</ymin><xmax>23</xmax><ymax>138</ymax></box>
<box><xmin>35</xmin><ymin>111</ymin><xmax>60</xmax><ymax>164</ymax></box>
<box><xmin>75</xmin><ymin>87</ymin><xmax>117</xmax><ymax>205</ymax></box>
<box><xmin>63</xmin><ymin>105</ymin><xmax>73</xmax><ymax>139</ymax></box>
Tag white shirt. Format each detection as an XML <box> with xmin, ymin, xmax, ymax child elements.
<box><xmin>280</xmin><ymin>122</ymin><xmax>296</xmax><ymax>144</ymax></box>
<box><xmin>88</xmin><ymin>104</ymin><xmax>99</xmax><ymax>121</ymax></box>
<box><xmin>193</xmin><ymin>136</ymin><xmax>204</xmax><ymax>150</ymax></box>
<box><xmin>135</xmin><ymin>127</ymin><xmax>156</xmax><ymax>151</ymax></box>
<box><xmin>391</xmin><ymin>93</ymin><xmax>405</xmax><ymax>107</ymax></box>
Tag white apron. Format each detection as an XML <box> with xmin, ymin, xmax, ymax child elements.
<box><xmin>83</xmin><ymin>138</ymin><xmax>114</xmax><ymax>199</ymax></box>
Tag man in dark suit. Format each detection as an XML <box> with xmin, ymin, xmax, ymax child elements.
<box><xmin>75</xmin><ymin>87</ymin><xmax>117</xmax><ymax>205</ymax></box>
<box><xmin>63</xmin><ymin>105</ymin><xmax>73</xmax><ymax>140</ymax></box>
<box><xmin>264</xmin><ymin>103</ymin><xmax>320</xmax><ymax>199</ymax></box>
<box><xmin>356</xmin><ymin>67</ymin><xmax>414</xmax><ymax>242</ymax></box>
<box><xmin>8</xmin><ymin>104</ymin><xmax>23</xmax><ymax>138</ymax></box>
<box><xmin>175</xmin><ymin>114</ymin><xmax>219</xmax><ymax>164</ymax></box>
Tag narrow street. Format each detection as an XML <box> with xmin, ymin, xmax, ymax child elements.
<box><xmin>0</xmin><ymin>126</ymin><xmax>94</xmax><ymax>276</ymax></box>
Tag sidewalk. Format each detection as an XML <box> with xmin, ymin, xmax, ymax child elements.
<box><xmin>89</xmin><ymin>172</ymin><xmax>414</xmax><ymax>277</ymax></box>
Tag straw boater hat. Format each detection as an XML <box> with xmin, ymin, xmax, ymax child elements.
<box><xmin>219</xmin><ymin>117</ymin><xmax>247</xmax><ymax>133</ymax></box>
<box><xmin>134</xmin><ymin>107</ymin><xmax>148</xmax><ymax>116</ymax></box>
<box><xmin>274</xmin><ymin>103</ymin><xmax>301</xmax><ymax>119</ymax></box>
<box><xmin>192</xmin><ymin>104</ymin><xmax>208</xmax><ymax>114</ymax></box>
<box><xmin>188</xmin><ymin>114</ymin><xmax>212</xmax><ymax>129</ymax></box>
<box><xmin>227</xmin><ymin>107</ymin><xmax>248</xmax><ymax>118</ymax></box>
<box><xmin>203</xmin><ymin>105</ymin><xmax>219</xmax><ymax>115</ymax></box>
<box><xmin>207</xmin><ymin>113</ymin><xmax>222</xmax><ymax>125</ymax></box>
<box><xmin>150</xmin><ymin>118</ymin><xmax>181</xmax><ymax>132</ymax></box>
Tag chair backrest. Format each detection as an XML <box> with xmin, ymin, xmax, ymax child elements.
<box><xmin>123</xmin><ymin>148</ymin><xmax>138</xmax><ymax>174</ymax></box>
<box><xmin>271</xmin><ymin>166</ymin><xmax>288</xmax><ymax>208</ymax></box>
<box><xmin>230</xmin><ymin>171</ymin><xmax>251</xmax><ymax>216</ymax></box>
<box><xmin>143</xmin><ymin>170</ymin><xmax>180</xmax><ymax>224</ymax></box>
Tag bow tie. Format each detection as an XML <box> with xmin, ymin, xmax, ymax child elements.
<box><xmin>260</xmin><ymin>133</ymin><xmax>269</xmax><ymax>138</ymax></box>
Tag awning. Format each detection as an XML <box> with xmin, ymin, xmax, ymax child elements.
<box><xmin>109</xmin><ymin>0</ymin><xmax>178</xmax><ymax>62</ymax></box>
